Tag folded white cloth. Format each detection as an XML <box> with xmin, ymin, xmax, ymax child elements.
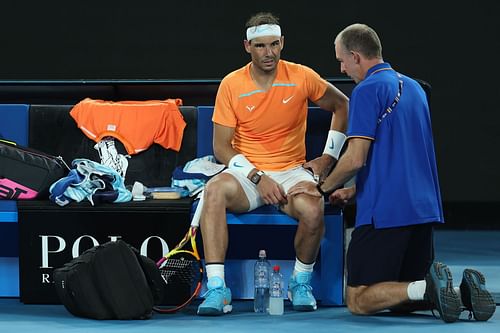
<box><xmin>183</xmin><ymin>155</ymin><xmax>225</xmax><ymax>176</ymax></box>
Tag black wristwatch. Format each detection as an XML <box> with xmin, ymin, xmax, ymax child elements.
<box><xmin>316</xmin><ymin>183</ymin><xmax>329</xmax><ymax>196</ymax></box>
<box><xmin>250</xmin><ymin>170</ymin><xmax>265</xmax><ymax>185</ymax></box>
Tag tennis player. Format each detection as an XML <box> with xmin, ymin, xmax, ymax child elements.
<box><xmin>196</xmin><ymin>12</ymin><xmax>349</xmax><ymax>316</ymax></box>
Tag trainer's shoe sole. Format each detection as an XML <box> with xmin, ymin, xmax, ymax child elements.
<box><xmin>197</xmin><ymin>304</ymin><xmax>232</xmax><ymax>316</ymax></box>
<box><xmin>460</xmin><ymin>269</ymin><xmax>496</xmax><ymax>321</ymax></box>
<box><xmin>425</xmin><ymin>262</ymin><xmax>461</xmax><ymax>323</ymax></box>
<box><xmin>292</xmin><ymin>304</ymin><xmax>317</xmax><ymax>311</ymax></box>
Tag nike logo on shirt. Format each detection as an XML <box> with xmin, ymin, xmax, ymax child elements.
<box><xmin>282</xmin><ymin>95</ymin><xmax>294</xmax><ymax>104</ymax></box>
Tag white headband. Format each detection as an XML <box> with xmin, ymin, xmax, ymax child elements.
<box><xmin>246</xmin><ymin>24</ymin><xmax>281</xmax><ymax>41</ymax></box>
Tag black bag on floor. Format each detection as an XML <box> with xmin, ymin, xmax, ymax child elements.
<box><xmin>0</xmin><ymin>139</ymin><xmax>67</xmax><ymax>200</ymax></box>
<box><xmin>53</xmin><ymin>240</ymin><xmax>166</xmax><ymax>320</ymax></box>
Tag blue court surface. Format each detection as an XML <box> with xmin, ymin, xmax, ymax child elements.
<box><xmin>0</xmin><ymin>229</ymin><xmax>498</xmax><ymax>333</ymax></box>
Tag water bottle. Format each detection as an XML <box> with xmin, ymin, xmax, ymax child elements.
<box><xmin>269</xmin><ymin>265</ymin><xmax>284</xmax><ymax>315</ymax></box>
<box><xmin>254</xmin><ymin>249</ymin><xmax>271</xmax><ymax>313</ymax></box>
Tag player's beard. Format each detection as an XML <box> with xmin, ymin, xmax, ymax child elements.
<box><xmin>258</xmin><ymin>56</ymin><xmax>277</xmax><ymax>73</ymax></box>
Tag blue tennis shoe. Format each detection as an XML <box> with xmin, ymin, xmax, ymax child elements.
<box><xmin>288</xmin><ymin>272</ymin><xmax>317</xmax><ymax>311</ymax></box>
<box><xmin>197</xmin><ymin>277</ymin><xmax>232</xmax><ymax>316</ymax></box>
<box><xmin>424</xmin><ymin>262</ymin><xmax>461</xmax><ymax>323</ymax></box>
<box><xmin>460</xmin><ymin>268</ymin><xmax>496</xmax><ymax>321</ymax></box>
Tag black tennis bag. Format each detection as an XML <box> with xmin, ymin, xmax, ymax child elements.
<box><xmin>0</xmin><ymin>139</ymin><xmax>67</xmax><ymax>200</ymax></box>
<box><xmin>53</xmin><ymin>240</ymin><xmax>166</xmax><ymax>320</ymax></box>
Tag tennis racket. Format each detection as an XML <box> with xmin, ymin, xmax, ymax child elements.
<box><xmin>153</xmin><ymin>194</ymin><xmax>204</xmax><ymax>313</ymax></box>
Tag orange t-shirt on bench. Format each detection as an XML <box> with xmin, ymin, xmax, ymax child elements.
<box><xmin>70</xmin><ymin>98</ymin><xmax>186</xmax><ymax>155</ymax></box>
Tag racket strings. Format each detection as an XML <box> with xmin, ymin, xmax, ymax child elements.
<box><xmin>154</xmin><ymin>228</ymin><xmax>202</xmax><ymax>313</ymax></box>
<box><xmin>160</xmin><ymin>257</ymin><xmax>201</xmax><ymax>286</ymax></box>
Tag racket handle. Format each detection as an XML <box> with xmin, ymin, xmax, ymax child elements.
<box><xmin>156</xmin><ymin>257</ymin><xmax>166</xmax><ymax>266</ymax></box>
<box><xmin>191</xmin><ymin>192</ymin><xmax>203</xmax><ymax>228</ymax></box>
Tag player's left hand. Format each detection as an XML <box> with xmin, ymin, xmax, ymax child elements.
<box><xmin>303</xmin><ymin>154</ymin><xmax>336</xmax><ymax>182</ymax></box>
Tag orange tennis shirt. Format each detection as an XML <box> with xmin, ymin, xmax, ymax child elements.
<box><xmin>70</xmin><ymin>98</ymin><xmax>186</xmax><ymax>155</ymax></box>
<box><xmin>213</xmin><ymin>60</ymin><xmax>328</xmax><ymax>171</ymax></box>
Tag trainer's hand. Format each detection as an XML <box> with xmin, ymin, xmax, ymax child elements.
<box><xmin>257</xmin><ymin>176</ymin><xmax>287</xmax><ymax>205</ymax></box>
<box><xmin>287</xmin><ymin>181</ymin><xmax>322</xmax><ymax>198</ymax></box>
<box><xmin>303</xmin><ymin>155</ymin><xmax>336</xmax><ymax>182</ymax></box>
<box><xmin>329</xmin><ymin>186</ymin><xmax>356</xmax><ymax>207</ymax></box>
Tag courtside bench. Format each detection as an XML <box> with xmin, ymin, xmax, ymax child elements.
<box><xmin>0</xmin><ymin>103</ymin><xmax>345</xmax><ymax>306</ymax></box>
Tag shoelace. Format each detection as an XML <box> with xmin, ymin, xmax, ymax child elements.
<box><xmin>201</xmin><ymin>287</ymin><xmax>224</xmax><ymax>301</ymax></box>
<box><xmin>294</xmin><ymin>283</ymin><xmax>313</xmax><ymax>297</ymax></box>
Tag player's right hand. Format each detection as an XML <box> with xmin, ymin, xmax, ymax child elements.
<box><xmin>258</xmin><ymin>176</ymin><xmax>287</xmax><ymax>206</ymax></box>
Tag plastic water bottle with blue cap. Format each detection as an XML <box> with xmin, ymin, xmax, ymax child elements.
<box><xmin>254</xmin><ymin>249</ymin><xmax>271</xmax><ymax>313</ymax></box>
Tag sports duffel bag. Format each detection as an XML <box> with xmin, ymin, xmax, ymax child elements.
<box><xmin>53</xmin><ymin>240</ymin><xmax>166</xmax><ymax>320</ymax></box>
<box><xmin>0</xmin><ymin>139</ymin><xmax>67</xmax><ymax>200</ymax></box>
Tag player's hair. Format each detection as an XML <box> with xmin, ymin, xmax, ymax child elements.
<box><xmin>245</xmin><ymin>12</ymin><xmax>280</xmax><ymax>29</ymax></box>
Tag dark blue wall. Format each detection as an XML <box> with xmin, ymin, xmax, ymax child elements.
<box><xmin>0</xmin><ymin>0</ymin><xmax>498</xmax><ymax>202</ymax></box>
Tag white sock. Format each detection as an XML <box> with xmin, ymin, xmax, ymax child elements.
<box><xmin>293</xmin><ymin>258</ymin><xmax>315</xmax><ymax>276</ymax></box>
<box><xmin>407</xmin><ymin>280</ymin><xmax>426</xmax><ymax>301</ymax></box>
<box><xmin>206</xmin><ymin>263</ymin><xmax>225</xmax><ymax>286</ymax></box>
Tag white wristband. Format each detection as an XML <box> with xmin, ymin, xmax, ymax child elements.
<box><xmin>228</xmin><ymin>154</ymin><xmax>255</xmax><ymax>177</ymax></box>
<box><xmin>323</xmin><ymin>130</ymin><xmax>347</xmax><ymax>160</ymax></box>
